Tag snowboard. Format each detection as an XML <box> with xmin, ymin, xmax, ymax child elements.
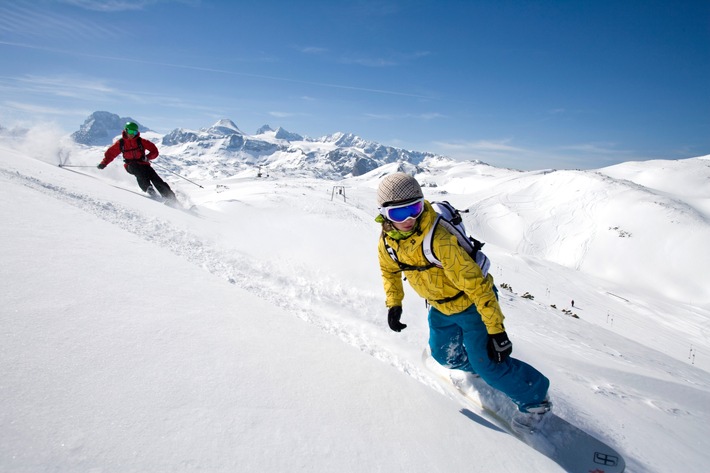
<box><xmin>422</xmin><ymin>349</ymin><xmax>625</xmax><ymax>473</ymax></box>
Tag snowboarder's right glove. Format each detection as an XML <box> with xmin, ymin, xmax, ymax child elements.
<box><xmin>387</xmin><ymin>306</ymin><xmax>407</xmax><ymax>332</ymax></box>
<box><xmin>97</xmin><ymin>163</ymin><xmax>106</xmax><ymax>169</ymax></box>
<box><xmin>487</xmin><ymin>331</ymin><xmax>512</xmax><ymax>363</ymax></box>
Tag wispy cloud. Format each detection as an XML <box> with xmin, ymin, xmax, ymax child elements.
<box><xmin>416</xmin><ymin>112</ymin><xmax>444</xmax><ymax>120</ymax></box>
<box><xmin>0</xmin><ymin>41</ymin><xmax>437</xmax><ymax>101</ymax></box>
<box><xmin>293</xmin><ymin>40</ymin><xmax>430</xmax><ymax>69</ymax></box>
<box><xmin>295</xmin><ymin>46</ymin><xmax>329</xmax><ymax>55</ymax></box>
<box><xmin>0</xmin><ymin>4</ymin><xmax>120</xmax><ymax>39</ymax></box>
<box><xmin>338</xmin><ymin>50</ymin><xmax>431</xmax><ymax>68</ymax></box>
<box><xmin>434</xmin><ymin>139</ymin><xmax>526</xmax><ymax>154</ymax></box>
<box><xmin>0</xmin><ymin>72</ymin><xmax>219</xmax><ymax>125</ymax></box>
<box><xmin>339</xmin><ymin>56</ymin><xmax>399</xmax><ymax>67</ymax></box>
<box><xmin>428</xmin><ymin>138</ymin><xmax>644</xmax><ymax>170</ymax></box>
<box><xmin>558</xmin><ymin>142</ymin><xmax>635</xmax><ymax>156</ymax></box>
<box><xmin>426</xmin><ymin>138</ymin><xmax>538</xmax><ymax>169</ymax></box>
<box><xmin>269</xmin><ymin>111</ymin><xmax>297</xmax><ymax>118</ymax></box>
<box><xmin>363</xmin><ymin>113</ymin><xmax>396</xmax><ymax>120</ymax></box>
<box><xmin>4</xmin><ymin>101</ymin><xmax>73</xmax><ymax>115</ymax></box>
<box><xmin>0</xmin><ymin>100</ymin><xmax>92</xmax><ymax>130</ymax></box>
<box><xmin>59</xmin><ymin>0</ymin><xmax>192</xmax><ymax>12</ymax></box>
<box><xmin>2</xmin><ymin>74</ymin><xmax>119</xmax><ymax>101</ymax></box>
<box><xmin>60</xmin><ymin>0</ymin><xmax>144</xmax><ymax>11</ymax></box>
<box><xmin>364</xmin><ymin>112</ymin><xmax>445</xmax><ymax>120</ymax></box>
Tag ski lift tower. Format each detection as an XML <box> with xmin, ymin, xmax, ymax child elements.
<box><xmin>331</xmin><ymin>185</ymin><xmax>346</xmax><ymax>202</ymax></box>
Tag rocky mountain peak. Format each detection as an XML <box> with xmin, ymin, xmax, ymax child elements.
<box><xmin>71</xmin><ymin>111</ymin><xmax>146</xmax><ymax>146</ymax></box>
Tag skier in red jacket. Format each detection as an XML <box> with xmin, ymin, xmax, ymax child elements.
<box><xmin>98</xmin><ymin>122</ymin><xmax>177</xmax><ymax>202</ymax></box>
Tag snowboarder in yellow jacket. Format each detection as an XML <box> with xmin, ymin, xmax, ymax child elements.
<box><xmin>376</xmin><ymin>172</ymin><xmax>550</xmax><ymax>427</ymax></box>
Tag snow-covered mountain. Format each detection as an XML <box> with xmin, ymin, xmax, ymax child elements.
<box><xmin>2</xmin><ymin>126</ymin><xmax>710</xmax><ymax>471</ymax></box>
<box><xmin>72</xmin><ymin>111</ymin><xmax>442</xmax><ymax>179</ymax></box>
<box><xmin>71</xmin><ymin>111</ymin><xmax>149</xmax><ymax>146</ymax></box>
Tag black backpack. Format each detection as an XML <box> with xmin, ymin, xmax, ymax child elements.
<box><xmin>119</xmin><ymin>137</ymin><xmax>145</xmax><ymax>159</ymax></box>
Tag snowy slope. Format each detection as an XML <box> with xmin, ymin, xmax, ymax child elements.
<box><xmin>2</xmin><ymin>136</ymin><xmax>710</xmax><ymax>472</ymax></box>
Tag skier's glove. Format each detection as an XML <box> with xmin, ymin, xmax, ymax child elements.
<box><xmin>487</xmin><ymin>331</ymin><xmax>512</xmax><ymax>363</ymax></box>
<box><xmin>97</xmin><ymin>163</ymin><xmax>106</xmax><ymax>169</ymax></box>
<box><xmin>387</xmin><ymin>306</ymin><xmax>407</xmax><ymax>332</ymax></box>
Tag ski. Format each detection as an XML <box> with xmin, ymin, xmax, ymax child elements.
<box><xmin>57</xmin><ymin>163</ymin><xmax>197</xmax><ymax>214</ymax></box>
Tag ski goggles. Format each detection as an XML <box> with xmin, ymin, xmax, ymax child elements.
<box><xmin>380</xmin><ymin>198</ymin><xmax>425</xmax><ymax>223</ymax></box>
<box><xmin>125</xmin><ymin>129</ymin><xmax>138</xmax><ymax>136</ymax></box>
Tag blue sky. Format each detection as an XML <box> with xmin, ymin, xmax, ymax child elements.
<box><xmin>1</xmin><ymin>0</ymin><xmax>708</xmax><ymax>170</ymax></box>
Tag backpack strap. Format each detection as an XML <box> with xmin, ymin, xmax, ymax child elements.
<box><xmin>382</xmin><ymin>233</ymin><xmax>435</xmax><ymax>273</ymax></box>
<box><xmin>423</xmin><ymin>215</ymin><xmax>489</xmax><ymax>276</ymax></box>
<box><xmin>119</xmin><ymin>137</ymin><xmax>145</xmax><ymax>159</ymax></box>
<box><xmin>432</xmin><ymin>291</ymin><xmax>465</xmax><ymax>304</ymax></box>
<box><xmin>423</xmin><ymin>216</ymin><xmax>477</xmax><ymax>265</ymax></box>
<box><xmin>382</xmin><ymin>205</ymin><xmax>489</xmax><ymax>277</ymax></box>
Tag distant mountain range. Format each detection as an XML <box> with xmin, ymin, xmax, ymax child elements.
<box><xmin>71</xmin><ymin>111</ymin><xmax>449</xmax><ymax>179</ymax></box>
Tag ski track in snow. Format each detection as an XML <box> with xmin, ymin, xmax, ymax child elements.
<box><xmin>4</xmin><ymin>169</ymin><xmax>430</xmax><ymax>386</ymax></box>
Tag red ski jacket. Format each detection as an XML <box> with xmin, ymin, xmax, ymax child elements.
<box><xmin>101</xmin><ymin>131</ymin><xmax>160</xmax><ymax>169</ymax></box>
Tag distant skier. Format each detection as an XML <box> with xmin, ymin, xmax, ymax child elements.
<box><xmin>97</xmin><ymin>122</ymin><xmax>177</xmax><ymax>202</ymax></box>
<box><xmin>375</xmin><ymin>173</ymin><xmax>551</xmax><ymax>431</ymax></box>
<box><xmin>571</xmin><ymin>300</ymin><xmax>575</xmax><ymax>308</ymax></box>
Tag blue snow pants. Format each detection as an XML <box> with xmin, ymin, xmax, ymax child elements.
<box><xmin>428</xmin><ymin>303</ymin><xmax>549</xmax><ymax>411</ymax></box>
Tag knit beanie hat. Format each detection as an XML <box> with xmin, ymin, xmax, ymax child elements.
<box><xmin>377</xmin><ymin>172</ymin><xmax>423</xmax><ymax>207</ymax></box>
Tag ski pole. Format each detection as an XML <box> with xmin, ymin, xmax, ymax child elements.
<box><xmin>58</xmin><ymin>164</ymin><xmax>97</xmax><ymax>168</ymax></box>
<box><xmin>152</xmin><ymin>162</ymin><xmax>204</xmax><ymax>188</ymax></box>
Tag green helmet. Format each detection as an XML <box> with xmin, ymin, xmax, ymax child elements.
<box><xmin>124</xmin><ymin>122</ymin><xmax>139</xmax><ymax>135</ymax></box>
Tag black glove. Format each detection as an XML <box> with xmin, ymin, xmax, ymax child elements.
<box><xmin>487</xmin><ymin>331</ymin><xmax>512</xmax><ymax>363</ymax></box>
<box><xmin>387</xmin><ymin>306</ymin><xmax>407</xmax><ymax>332</ymax></box>
<box><xmin>97</xmin><ymin>163</ymin><xmax>106</xmax><ymax>169</ymax></box>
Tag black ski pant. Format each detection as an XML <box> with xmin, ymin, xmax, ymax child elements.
<box><xmin>125</xmin><ymin>162</ymin><xmax>176</xmax><ymax>200</ymax></box>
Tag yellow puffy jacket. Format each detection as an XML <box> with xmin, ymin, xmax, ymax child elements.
<box><xmin>378</xmin><ymin>201</ymin><xmax>505</xmax><ymax>334</ymax></box>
